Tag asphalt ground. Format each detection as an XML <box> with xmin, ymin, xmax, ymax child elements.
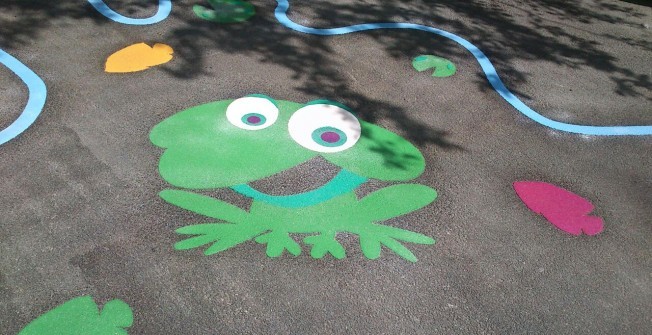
<box><xmin>1</xmin><ymin>0</ymin><xmax>651</xmax><ymax>334</ymax></box>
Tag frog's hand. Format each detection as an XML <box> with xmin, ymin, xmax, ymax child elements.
<box><xmin>254</xmin><ymin>231</ymin><xmax>302</xmax><ymax>257</ymax></box>
<box><xmin>160</xmin><ymin>189</ymin><xmax>248</xmax><ymax>223</ymax></box>
<box><xmin>303</xmin><ymin>233</ymin><xmax>346</xmax><ymax>260</ymax></box>
<box><xmin>357</xmin><ymin>184</ymin><xmax>437</xmax><ymax>222</ymax></box>
<box><xmin>175</xmin><ymin>223</ymin><xmax>267</xmax><ymax>255</ymax></box>
<box><xmin>18</xmin><ymin>297</ymin><xmax>133</xmax><ymax>335</ymax></box>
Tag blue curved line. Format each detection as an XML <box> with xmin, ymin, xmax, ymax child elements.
<box><xmin>274</xmin><ymin>0</ymin><xmax>652</xmax><ymax>136</ymax></box>
<box><xmin>0</xmin><ymin>49</ymin><xmax>47</xmax><ymax>146</ymax></box>
<box><xmin>231</xmin><ymin>169</ymin><xmax>367</xmax><ymax>208</ymax></box>
<box><xmin>88</xmin><ymin>0</ymin><xmax>172</xmax><ymax>25</ymax></box>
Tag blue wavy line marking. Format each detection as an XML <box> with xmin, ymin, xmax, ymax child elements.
<box><xmin>88</xmin><ymin>0</ymin><xmax>172</xmax><ymax>25</ymax></box>
<box><xmin>0</xmin><ymin>49</ymin><xmax>47</xmax><ymax>146</ymax></box>
<box><xmin>274</xmin><ymin>0</ymin><xmax>652</xmax><ymax>136</ymax></box>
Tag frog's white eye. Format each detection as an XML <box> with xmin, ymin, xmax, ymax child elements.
<box><xmin>226</xmin><ymin>95</ymin><xmax>279</xmax><ymax>130</ymax></box>
<box><xmin>288</xmin><ymin>102</ymin><xmax>361</xmax><ymax>153</ymax></box>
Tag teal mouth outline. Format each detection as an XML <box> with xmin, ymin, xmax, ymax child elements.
<box><xmin>231</xmin><ymin>169</ymin><xmax>367</xmax><ymax>208</ymax></box>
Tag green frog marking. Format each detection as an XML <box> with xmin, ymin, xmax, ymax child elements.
<box><xmin>150</xmin><ymin>95</ymin><xmax>437</xmax><ymax>262</ymax></box>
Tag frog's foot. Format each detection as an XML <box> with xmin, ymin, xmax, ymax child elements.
<box><xmin>254</xmin><ymin>231</ymin><xmax>301</xmax><ymax>257</ymax></box>
<box><xmin>351</xmin><ymin>184</ymin><xmax>437</xmax><ymax>262</ymax></box>
<box><xmin>175</xmin><ymin>223</ymin><xmax>266</xmax><ymax>255</ymax></box>
<box><xmin>303</xmin><ymin>233</ymin><xmax>346</xmax><ymax>260</ymax></box>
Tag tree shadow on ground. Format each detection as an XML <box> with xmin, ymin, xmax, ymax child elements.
<box><xmin>0</xmin><ymin>0</ymin><xmax>167</xmax><ymax>48</ymax></box>
<box><xmin>287</xmin><ymin>0</ymin><xmax>651</xmax><ymax>101</ymax></box>
<box><xmin>620</xmin><ymin>0</ymin><xmax>651</xmax><ymax>7</ymax></box>
<box><xmin>158</xmin><ymin>0</ymin><xmax>651</xmax><ymax>158</ymax></box>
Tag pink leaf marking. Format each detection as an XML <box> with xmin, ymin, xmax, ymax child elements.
<box><xmin>513</xmin><ymin>181</ymin><xmax>604</xmax><ymax>236</ymax></box>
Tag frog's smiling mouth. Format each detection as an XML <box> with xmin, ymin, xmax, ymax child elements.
<box><xmin>231</xmin><ymin>169</ymin><xmax>367</xmax><ymax>208</ymax></box>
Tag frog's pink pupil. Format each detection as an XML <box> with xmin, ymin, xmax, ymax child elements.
<box><xmin>247</xmin><ymin>115</ymin><xmax>262</xmax><ymax>124</ymax></box>
<box><xmin>321</xmin><ymin>131</ymin><xmax>340</xmax><ymax>143</ymax></box>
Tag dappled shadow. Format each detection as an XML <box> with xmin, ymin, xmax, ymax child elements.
<box><xmin>2</xmin><ymin>0</ymin><xmax>651</xmax><ymax>162</ymax></box>
<box><xmin>620</xmin><ymin>0</ymin><xmax>652</xmax><ymax>8</ymax></box>
<box><xmin>288</xmin><ymin>0</ymin><xmax>651</xmax><ymax>101</ymax></box>
<box><xmin>0</xmin><ymin>0</ymin><xmax>159</xmax><ymax>48</ymax></box>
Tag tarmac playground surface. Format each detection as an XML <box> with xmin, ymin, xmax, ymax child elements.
<box><xmin>0</xmin><ymin>0</ymin><xmax>651</xmax><ymax>334</ymax></box>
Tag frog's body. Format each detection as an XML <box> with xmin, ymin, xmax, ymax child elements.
<box><xmin>151</xmin><ymin>96</ymin><xmax>438</xmax><ymax>262</ymax></box>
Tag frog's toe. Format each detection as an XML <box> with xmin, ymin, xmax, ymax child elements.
<box><xmin>380</xmin><ymin>237</ymin><xmax>417</xmax><ymax>263</ymax></box>
<box><xmin>255</xmin><ymin>232</ymin><xmax>301</xmax><ymax>257</ymax></box>
<box><xmin>359</xmin><ymin>236</ymin><xmax>382</xmax><ymax>260</ymax></box>
<box><xmin>304</xmin><ymin>234</ymin><xmax>346</xmax><ymax>260</ymax></box>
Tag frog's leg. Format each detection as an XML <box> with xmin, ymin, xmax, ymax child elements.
<box><xmin>160</xmin><ymin>189</ymin><xmax>269</xmax><ymax>255</ymax></box>
<box><xmin>247</xmin><ymin>194</ymin><xmax>355</xmax><ymax>259</ymax></box>
<box><xmin>354</xmin><ymin>184</ymin><xmax>437</xmax><ymax>262</ymax></box>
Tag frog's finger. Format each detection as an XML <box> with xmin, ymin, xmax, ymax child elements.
<box><xmin>304</xmin><ymin>235</ymin><xmax>346</xmax><ymax>259</ymax></box>
<box><xmin>204</xmin><ymin>240</ymin><xmax>244</xmax><ymax>255</ymax></box>
<box><xmin>175</xmin><ymin>234</ymin><xmax>219</xmax><ymax>250</ymax></box>
<box><xmin>284</xmin><ymin>240</ymin><xmax>302</xmax><ymax>256</ymax></box>
<box><xmin>310</xmin><ymin>246</ymin><xmax>327</xmax><ymax>258</ymax></box>
<box><xmin>372</xmin><ymin>225</ymin><xmax>435</xmax><ymax>244</ymax></box>
<box><xmin>160</xmin><ymin>189</ymin><xmax>248</xmax><ymax>222</ymax></box>
<box><xmin>175</xmin><ymin>224</ymin><xmax>229</xmax><ymax>235</ymax></box>
<box><xmin>255</xmin><ymin>233</ymin><xmax>301</xmax><ymax>257</ymax></box>
<box><xmin>358</xmin><ymin>184</ymin><xmax>437</xmax><ymax>222</ymax></box>
<box><xmin>304</xmin><ymin>236</ymin><xmax>328</xmax><ymax>259</ymax></box>
<box><xmin>380</xmin><ymin>238</ymin><xmax>417</xmax><ymax>263</ymax></box>
<box><xmin>328</xmin><ymin>243</ymin><xmax>346</xmax><ymax>259</ymax></box>
<box><xmin>204</xmin><ymin>228</ymin><xmax>265</xmax><ymax>255</ymax></box>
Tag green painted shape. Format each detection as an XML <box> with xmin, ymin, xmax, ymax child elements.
<box><xmin>412</xmin><ymin>55</ymin><xmax>456</xmax><ymax>77</ymax></box>
<box><xmin>193</xmin><ymin>0</ymin><xmax>255</xmax><ymax>23</ymax></box>
<box><xmin>166</xmin><ymin>185</ymin><xmax>436</xmax><ymax>262</ymax></box>
<box><xmin>152</xmin><ymin>97</ymin><xmax>438</xmax><ymax>261</ymax></box>
<box><xmin>18</xmin><ymin>296</ymin><xmax>133</xmax><ymax>335</ymax></box>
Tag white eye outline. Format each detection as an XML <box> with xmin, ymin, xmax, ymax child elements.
<box><xmin>288</xmin><ymin>102</ymin><xmax>361</xmax><ymax>153</ymax></box>
<box><xmin>226</xmin><ymin>95</ymin><xmax>279</xmax><ymax>130</ymax></box>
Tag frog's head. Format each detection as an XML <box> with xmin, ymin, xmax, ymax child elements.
<box><xmin>150</xmin><ymin>95</ymin><xmax>426</xmax><ymax>207</ymax></box>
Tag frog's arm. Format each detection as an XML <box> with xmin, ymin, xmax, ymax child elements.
<box><xmin>356</xmin><ymin>184</ymin><xmax>437</xmax><ymax>262</ymax></box>
<box><xmin>159</xmin><ymin>189</ymin><xmax>249</xmax><ymax>223</ymax></box>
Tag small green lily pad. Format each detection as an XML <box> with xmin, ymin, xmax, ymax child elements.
<box><xmin>193</xmin><ymin>0</ymin><xmax>255</xmax><ymax>23</ymax></box>
<box><xmin>412</xmin><ymin>55</ymin><xmax>457</xmax><ymax>77</ymax></box>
